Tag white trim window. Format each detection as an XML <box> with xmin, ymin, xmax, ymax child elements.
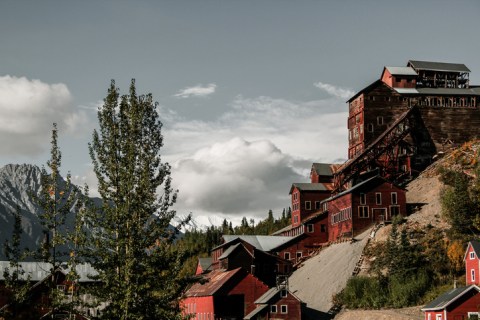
<box><xmin>284</xmin><ymin>252</ymin><xmax>290</xmax><ymax>260</ymax></box>
<box><xmin>280</xmin><ymin>289</ymin><xmax>287</xmax><ymax>298</ymax></box>
<box><xmin>472</xmin><ymin>269</ymin><xmax>476</xmax><ymax>282</ymax></box>
<box><xmin>281</xmin><ymin>305</ymin><xmax>288</xmax><ymax>314</ymax></box>
<box><xmin>358</xmin><ymin>206</ymin><xmax>369</xmax><ymax>218</ymax></box>
<box><xmin>470</xmin><ymin>251</ymin><xmax>475</xmax><ymax>259</ymax></box>
<box><xmin>376</xmin><ymin>193</ymin><xmax>382</xmax><ymax>205</ymax></box>
<box><xmin>360</xmin><ymin>193</ymin><xmax>366</xmax><ymax>205</ymax></box>
<box><xmin>391</xmin><ymin>192</ymin><xmax>397</xmax><ymax>205</ymax></box>
<box><xmin>270</xmin><ymin>305</ymin><xmax>277</xmax><ymax>313</ymax></box>
<box><xmin>435</xmin><ymin>314</ymin><xmax>442</xmax><ymax>320</ymax></box>
<box><xmin>307</xmin><ymin>224</ymin><xmax>314</xmax><ymax>233</ymax></box>
<box><xmin>305</xmin><ymin>201</ymin><xmax>311</xmax><ymax>210</ymax></box>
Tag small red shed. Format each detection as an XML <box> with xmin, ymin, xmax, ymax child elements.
<box><xmin>464</xmin><ymin>240</ymin><xmax>480</xmax><ymax>286</ymax></box>
<box><xmin>244</xmin><ymin>285</ymin><xmax>304</xmax><ymax>320</ymax></box>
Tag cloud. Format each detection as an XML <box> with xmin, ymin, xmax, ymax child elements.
<box><xmin>314</xmin><ymin>82</ymin><xmax>355</xmax><ymax>100</ymax></box>
<box><xmin>0</xmin><ymin>75</ymin><xmax>88</xmax><ymax>156</ymax></box>
<box><xmin>174</xmin><ymin>83</ymin><xmax>217</xmax><ymax>98</ymax></box>
<box><xmin>163</xmin><ymin>94</ymin><xmax>349</xmax><ymax>224</ymax></box>
<box><xmin>172</xmin><ymin>138</ymin><xmax>302</xmax><ymax>219</ymax></box>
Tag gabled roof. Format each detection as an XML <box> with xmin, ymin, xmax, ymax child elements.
<box><xmin>198</xmin><ymin>257</ymin><xmax>213</xmax><ymax>271</ymax></box>
<box><xmin>384</xmin><ymin>66</ymin><xmax>417</xmax><ymax>76</ymax></box>
<box><xmin>311</xmin><ymin>163</ymin><xmax>338</xmax><ymax>176</ymax></box>
<box><xmin>218</xmin><ymin>235</ymin><xmax>298</xmax><ymax>252</ymax></box>
<box><xmin>184</xmin><ymin>267</ymin><xmax>244</xmax><ymax>297</ymax></box>
<box><xmin>289</xmin><ymin>182</ymin><xmax>329</xmax><ymax>194</ymax></box>
<box><xmin>408</xmin><ymin>60</ymin><xmax>470</xmax><ymax>73</ymax></box>
<box><xmin>347</xmin><ymin>79</ymin><xmax>384</xmax><ymax>103</ymax></box>
<box><xmin>422</xmin><ymin>285</ymin><xmax>480</xmax><ymax>311</ymax></box>
<box><xmin>464</xmin><ymin>240</ymin><xmax>480</xmax><ymax>261</ymax></box>
<box><xmin>218</xmin><ymin>243</ymin><xmax>252</xmax><ymax>260</ymax></box>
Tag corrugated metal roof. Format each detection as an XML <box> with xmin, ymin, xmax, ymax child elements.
<box><xmin>0</xmin><ymin>261</ymin><xmax>97</xmax><ymax>282</ymax></box>
<box><xmin>221</xmin><ymin>235</ymin><xmax>297</xmax><ymax>252</ymax></box>
<box><xmin>198</xmin><ymin>257</ymin><xmax>213</xmax><ymax>271</ymax></box>
<box><xmin>394</xmin><ymin>88</ymin><xmax>419</xmax><ymax>94</ymax></box>
<box><xmin>385</xmin><ymin>66</ymin><xmax>417</xmax><ymax>76</ymax></box>
<box><xmin>408</xmin><ymin>60</ymin><xmax>470</xmax><ymax>73</ymax></box>
<box><xmin>422</xmin><ymin>285</ymin><xmax>480</xmax><ymax>311</ymax></box>
<box><xmin>244</xmin><ymin>303</ymin><xmax>268</xmax><ymax>319</ymax></box>
<box><xmin>311</xmin><ymin>163</ymin><xmax>336</xmax><ymax>176</ymax></box>
<box><xmin>218</xmin><ymin>243</ymin><xmax>247</xmax><ymax>260</ymax></box>
<box><xmin>291</xmin><ymin>183</ymin><xmax>329</xmax><ymax>192</ymax></box>
<box><xmin>184</xmin><ymin>268</ymin><xmax>243</xmax><ymax>297</ymax></box>
<box><xmin>417</xmin><ymin>88</ymin><xmax>480</xmax><ymax>96</ymax></box>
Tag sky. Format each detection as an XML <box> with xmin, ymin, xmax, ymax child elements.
<box><xmin>1</xmin><ymin>0</ymin><xmax>479</xmax><ymax>227</ymax></box>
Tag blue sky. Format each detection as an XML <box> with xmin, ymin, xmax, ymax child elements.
<box><xmin>1</xmin><ymin>0</ymin><xmax>479</xmax><ymax>226</ymax></box>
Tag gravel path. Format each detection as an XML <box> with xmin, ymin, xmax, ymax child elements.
<box><xmin>289</xmin><ymin>229</ymin><xmax>371</xmax><ymax>313</ymax></box>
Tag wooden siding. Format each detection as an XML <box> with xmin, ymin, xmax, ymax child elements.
<box><xmin>465</xmin><ymin>244</ymin><xmax>480</xmax><ymax>286</ymax></box>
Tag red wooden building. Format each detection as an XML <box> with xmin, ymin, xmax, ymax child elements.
<box><xmin>181</xmin><ymin>267</ymin><xmax>269</xmax><ymax>320</ymax></box>
<box><xmin>325</xmin><ymin>175</ymin><xmax>406</xmax><ymax>241</ymax></box>
<box><xmin>210</xmin><ymin>236</ymin><xmax>294</xmax><ymax>285</ymax></box>
<box><xmin>422</xmin><ymin>240</ymin><xmax>480</xmax><ymax>319</ymax></box>
<box><xmin>244</xmin><ymin>284</ymin><xmax>304</xmax><ymax>320</ymax></box>
<box><xmin>464</xmin><ymin>240</ymin><xmax>480</xmax><ymax>286</ymax></box>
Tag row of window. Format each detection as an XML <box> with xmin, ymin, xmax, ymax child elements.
<box><xmin>358</xmin><ymin>206</ymin><xmax>400</xmax><ymax>218</ymax></box>
<box><xmin>416</xmin><ymin>96</ymin><xmax>476</xmax><ymax>108</ymax></box>
<box><xmin>331</xmin><ymin>207</ymin><xmax>352</xmax><ymax>224</ymax></box>
<box><xmin>270</xmin><ymin>304</ymin><xmax>288</xmax><ymax>314</ymax></box>
<box><xmin>304</xmin><ymin>201</ymin><xmax>321</xmax><ymax>210</ymax></box>
<box><xmin>360</xmin><ymin>192</ymin><xmax>397</xmax><ymax>205</ymax></box>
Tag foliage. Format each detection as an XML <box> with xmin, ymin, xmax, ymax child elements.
<box><xmin>85</xmin><ymin>80</ymin><xmax>192</xmax><ymax>319</ymax></box>
<box><xmin>30</xmin><ymin>123</ymin><xmax>81</xmax><ymax>316</ymax></box>
<box><xmin>447</xmin><ymin>240</ymin><xmax>465</xmax><ymax>273</ymax></box>
<box><xmin>1</xmin><ymin>206</ymin><xmax>31</xmax><ymax>318</ymax></box>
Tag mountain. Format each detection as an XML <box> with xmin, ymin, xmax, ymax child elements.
<box><xmin>0</xmin><ymin>163</ymin><xmax>81</xmax><ymax>260</ymax></box>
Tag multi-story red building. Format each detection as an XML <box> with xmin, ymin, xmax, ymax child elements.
<box><xmin>326</xmin><ymin>175</ymin><xmax>406</xmax><ymax>241</ymax></box>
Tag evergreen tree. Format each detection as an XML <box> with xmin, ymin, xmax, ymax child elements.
<box><xmin>31</xmin><ymin>123</ymin><xmax>80</xmax><ymax>317</ymax></box>
<box><xmin>87</xmin><ymin>80</ymin><xmax>191</xmax><ymax>319</ymax></box>
<box><xmin>1</xmin><ymin>206</ymin><xmax>31</xmax><ymax>318</ymax></box>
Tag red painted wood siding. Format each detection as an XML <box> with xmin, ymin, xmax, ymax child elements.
<box><xmin>465</xmin><ymin>244</ymin><xmax>480</xmax><ymax>286</ymax></box>
<box><xmin>228</xmin><ymin>273</ymin><xmax>269</xmax><ymax>316</ymax></box>
<box><xmin>266</xmin><ymin>292</ymin><xmax>302</xmax><ymax>320</ymax></box>
<box><xmin>446</xmin><ymin>288</ymin><xmax>480</xmax><ymax>319</ymax></box>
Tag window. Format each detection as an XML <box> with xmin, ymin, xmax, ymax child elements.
<box><xmin>436</xmin><ymin>314</ymin><xmax>442</xmax><ymax>320</ymax></box>
<box><xmin>472</xmin><ymin>269</ymin><xmax>476</xmax><ymax>282</ymax></box>
<box><xmin>296</xmin><ymin>252</ymin><xmax>302</xmax><ymax>260</ymax></box>
<box><xmin>470</xmin><ymin>251</ymin><xmax>475</xmax><ymax>259</ymax></box>
<box><xmin>367</xmin><ymin>123</ymin><xmax>374</xmax><ymax>133</ymax></box>
<box><xmin>284</xmin><ymin>252</ymin><xmax>290</xmax><ymax>260</ymax></box>
<box><xmin>376</xmin><ymin>193</ymin><xmax>382</xmax><ymax>205</ymax></box>
<box><xmin>377</xmin><ymin>116</ymin><xmax>383</xmax><ymax>125</ymax></box>
<box><xmin>360</xmin><ymin>193</ymin><xmax>366</xmax><ymax>205</ymax></box>
<box><xmin>390</xmin><ymin>206</ymin><xmax>400</xmax><ymax>216</ymax></box>
<box><xmin>280</xmin><ymin>289</ymin><xmax>288</xmax><ymax>298</ymax></box>
<box><xmin>320</xmin><ymin>224</ymin><xmax>326</xmax><ymax>232</ymax></box>
<box><xmin>391</xmin><ymin>192</ymin><xmax>397</xmax><ymax>204</ymax></box>
<box><xmin>305</xmin><ymin>201</ymin><xmax>311</xmax><ymax>210</ymax></box>
<box><xmin>358</xmin><ymin>206</ymin><xmax>369</xmax><ymax>218</ymax></box>
<box><xmin>281</xmin><ymin>305</ymin><xmax>288</xmax><ymax>314</ymax></box>
<box><xmin>270</xmin><ymin>305</ymin><xmax>277</xmax><ymax>313</ymax></box>
<box><xmin>315</xmin><ymin>201</ymin><xmax>321</xmax><ymax>210</ymax></box>
<box><xmin>468</xmin><ymin>312</ymin><xmax>479</xmax><ymax>319</ymax></box>
<box><xmin>294</xmin><ymin>215</ymin><xmax>298</xmax><ymax>223</ymax></box>
<box><xmin>307</xmin><ymin>224</ymin><xmax>314</xmax><ymax>233</ymax></box>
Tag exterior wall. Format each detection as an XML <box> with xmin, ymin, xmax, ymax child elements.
<box><xmin>291</xmin><ymin>187</ymin><xmax>331</xmax><ymax>227</ymax></box>
<box><xmin>221</xmin><ymin>246</ymin><xmax>253</xmax><ymax>271</ymax></box>
<box><xmin>181</xmin><ymin>296</ymin><xmax>214</xmax><ymax>320</ymax></box>
<box><xmin>328</xmin><ymin>193</ymin><xmax>353</xmax><ymax>241</ymax></box>
<box><xmin>348</xmin><ymin>94</ymin><xmax>365</xmax><ymax>159</ymax></box>
<box><xmin>446</xmin><ymin>288</ymin><xmax>480</xmax><ymax>319</ymax></box>
<box><xmin>328</xmin><ymin>182</ymin><xmax>406</xmax><ymax>241</ymax></box>
<box><xmin>465</xmin><ymin>245</ymin><xmax>480</xmax><ymax>286</ymax></box>
<box><xmin>424</xmin><ymin>310</ymin><xmax>444</xmax><ymax>320</ymax></box>
<box><xmin>381</xmin><ymin>69</ymin><xmax>394</xmax><ymax>87</ymax></box>
<box><xmin>265</xmin><ymin>292</ymin><xmax>303</xmax><ymax>320</ymax></box>
<box><xmin>227</xmin><ymin>273</ymin><xmax>269</xmax><ymax>316</ymax></box>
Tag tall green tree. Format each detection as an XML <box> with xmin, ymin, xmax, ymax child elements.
<box><xmin>32</xmin><ymin>123</ymin><xmax>80</xmax><ymax>317</ymax></box>
<box><xmin>87</xmin><ymin>80</ymin><xmax>191</xmax><ymax>319</ymax></box>
<box><xmin>1</xmin><ymin>206</ymin><xmax>31</xmax><ymax>318</ymax></box>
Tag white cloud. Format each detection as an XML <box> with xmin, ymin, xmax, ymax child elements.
<box><xmin>314</xmin><ymin>82</ymin><xmax>355</xmax><ymax>100</ymax></box>
<box><xmin>163</xmin><ymin>93</ymin><xmax>349</xmax><ymax>223</ymax></box>
<box><xmin>172</xmin><ymin>138</ymin><xmax>302</xmax><ymax>219</ymax></box>
<box><xmin>174</xmin><ymin>83</ymin><xmax>217</xmax><ymax>98</ymax></box>
<box><xmin>0</xmin><ymin>75</ymin><xmax>88</xmax><ymax>155</ymax></box>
